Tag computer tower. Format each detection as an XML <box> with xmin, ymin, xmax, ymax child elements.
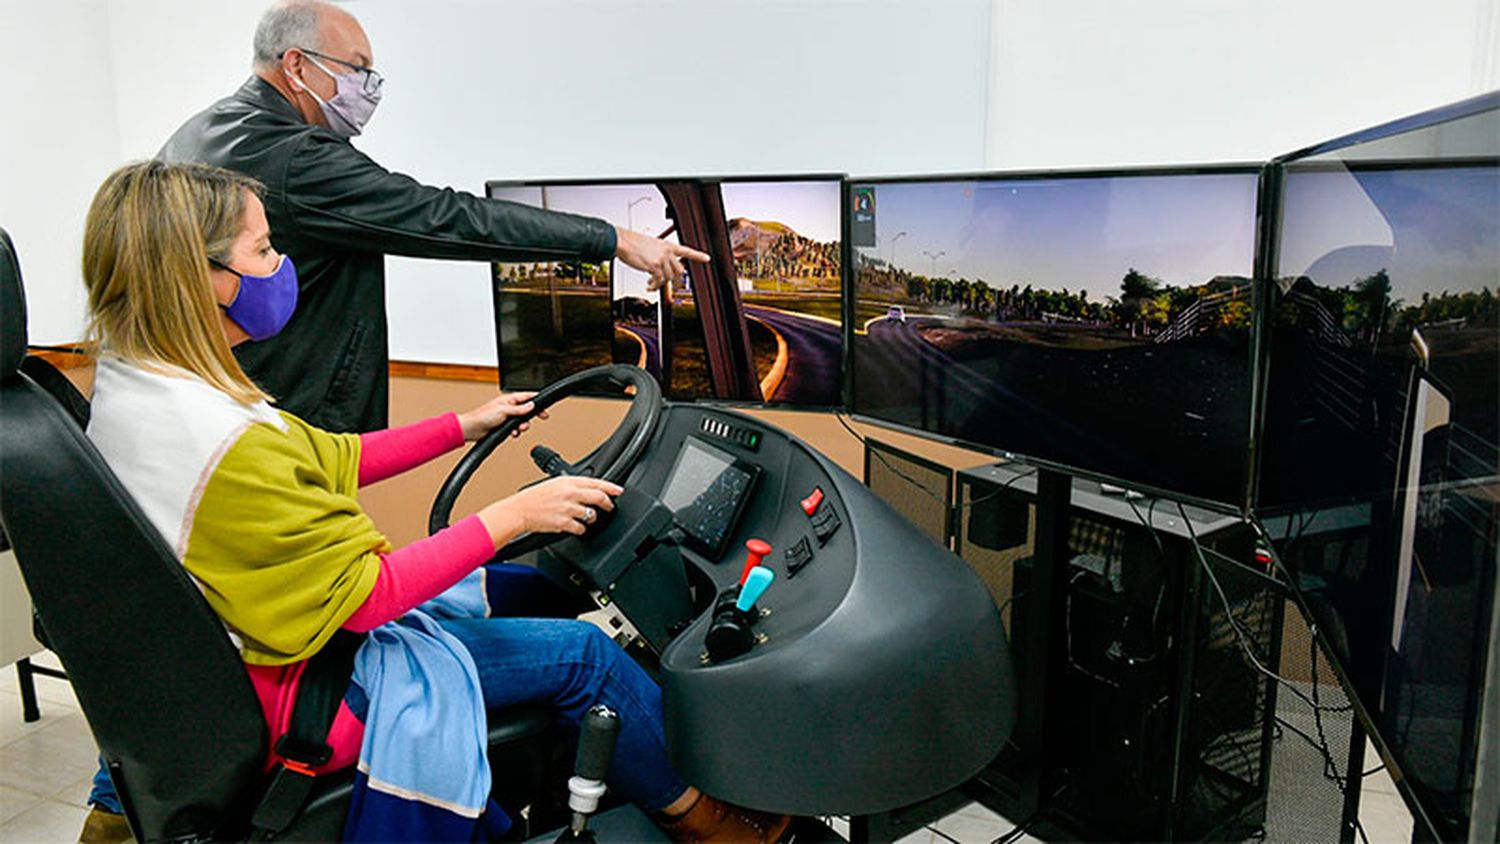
<box><xmin>955</xmin><ymin>463</ymin><xmax>1278</xmax><ymax>841</ymax></box>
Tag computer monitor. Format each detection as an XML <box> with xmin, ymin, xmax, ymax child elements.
<box><xmin>1254</xmin><ymin>91</ymin><xmax>1499</xmax><ymax>841</ymax></box>
<box><xmin>486</xmin><ymin>181</ymin><xmax>651</xmax><ymax>392</ymax></box>
<box><xmin>487</xmin><ymin>176</ymin><xmax>845</xmax><ymax>407</ymax></box>
<box><xmin>847</xmin><ymin>166</ymin><xmax>1261</xmax><ymax>508</ymax></box>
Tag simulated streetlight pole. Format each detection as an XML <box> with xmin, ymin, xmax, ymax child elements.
<box><xmin>923</xmin><ymin>249</ymin><xmax>946</xmax><ymax>278</ymax></box>
<box><xmin>889</xmin><ymin>230</ymin><xmax>908</xmax><ymax>268</ymax></box>
<box><xmin>626</xmin><ymin>195</ymin><xmax>653</xmax><ymax>234</ymax></box>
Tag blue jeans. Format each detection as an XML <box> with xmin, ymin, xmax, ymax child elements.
<box><xmin>87</xmin><ymin>566</ymin><xmax>684</xmax><ymax>815</ymax></box>
<box><xmin>438</xmin><ymin>616</ymin><xmax>689</xmax><ymax>813</ymax></box>
<box><xmin>89</xmin><ymin>758</ymin><xmax>120</xmax><ymax>813</ymax></box>
<box><xmin>88</xmin><ymin>620</ymin><xmax>689</xmax><ymax>817</ymax></box>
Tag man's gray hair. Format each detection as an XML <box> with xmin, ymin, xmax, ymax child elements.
<box><xmin>252</xmin><ymin>1</ymin><xmax>327</xmax><ymax>69</ymax></box>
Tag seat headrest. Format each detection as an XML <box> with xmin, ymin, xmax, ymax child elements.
<box><xmin>0</xmin><ymin>228</ymin><xmax>27</xmax><ymax>380</ymax></box>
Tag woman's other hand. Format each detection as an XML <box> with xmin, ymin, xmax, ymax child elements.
<box><xmin>457</xmin><ymin>391</ymin><xmax>546</xmax><ymax>441</ymax></box>
<box><xmin>479</xmin><ymin>476</ymin><xmax>623</xmax><ymax>545</ymax></box>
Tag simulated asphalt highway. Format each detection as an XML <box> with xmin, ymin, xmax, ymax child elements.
<box><xmin>743</xmin><ymin>305</ymin><xmax>842</xmax><ymax>406</ymax></box>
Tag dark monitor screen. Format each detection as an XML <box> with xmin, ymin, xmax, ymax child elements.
<box><xmin>848</xmin><ymin>168</ymin><xmax>1261</xmax><ymax>507</ymax></box>
<box><xmin>1257</xmin><ymin>147</ymin><xmax>1498</xmax><ymax>839</ymax></box>
<box><xmin>486</xmin><ymin>183</ymin><xmax>633</xmax><ymax>391</ymax></box>
<box><xmin>487</xmin><ymin>177</ymin><xmax>844</xmax><ymax>407</ymax></box>
<box><xmin>1257</xmin><ymin>161</ymin><xmax>1499</xmax><ymax>509</ymax></box>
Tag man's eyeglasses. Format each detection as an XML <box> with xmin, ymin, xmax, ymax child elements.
<box><xmin>292</xmin><ymin>48</ymin><xmax>384</xmax><ymax>96</ymax></box>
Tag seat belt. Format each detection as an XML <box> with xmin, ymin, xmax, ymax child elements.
<box><xmin>250</xmin><ymin>630</ymin><xmax>365</xmax><ymax>838</ymax></box>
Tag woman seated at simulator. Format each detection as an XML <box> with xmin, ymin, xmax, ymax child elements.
<box><xmin>77</xmin><ymin>160</ymin><xmax>789</xmax><ymax>843</ymax></box>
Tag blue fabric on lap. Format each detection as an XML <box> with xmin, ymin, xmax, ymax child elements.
<box><xmin>345</xmin><ymin>770</ymin><xmax>511</xmax><ymax>842</ymax></box>
<box><xmin>344</xmin><ymin>574</ymin><xmax>501</xmax><ymax>841</ymax></box>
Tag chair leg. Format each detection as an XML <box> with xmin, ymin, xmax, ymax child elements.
<box><xmin>15</xmin><ymin>656</ymin><xmax>68</xmax><ymax>723</ymax></box>
<box><xmin>17</xmin><ymin>658</ymin><xmax>40</xmax><ymax>722</ymax></box>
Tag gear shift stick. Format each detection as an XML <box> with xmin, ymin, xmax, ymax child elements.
<box><xmin>557</xmin><ymin>704</ymin><xmax>620</xmax><ymax>842</ymax></box>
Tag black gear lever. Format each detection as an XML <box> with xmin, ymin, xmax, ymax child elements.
<box><xmin>556</xmin><ymin>704</ymin><xmax>620</xmax><ymax>842</ymax></box>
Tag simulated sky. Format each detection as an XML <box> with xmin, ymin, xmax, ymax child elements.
<box><xmin>489</xmin><ymin>183</ymin><xmax>676</xmax><ymax>299</ymax></box>
<box><xmin>720</xmin><ymin>180</ymin><xmax>841</xmax><ymax>244</ymax></box>
<box><xmin>1280</xmin><ymin>166</ymin><xmax>1499</xmax><ymax>297</ymax></box>
<box><xmin>857</xmin><ymin>173</ymin><xmax>1259</xmax><ymax>300</ymax></box>
<box><xmin>491</xmin><ymin>179</ymin><xmax>843</xmax><ymax>299</ymax></box>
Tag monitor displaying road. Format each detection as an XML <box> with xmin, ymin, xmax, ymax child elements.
<box><xmin>849</xmin><ymin>171</ymin><xmax>1260</xmax><ymax>505</ymax></box>
<box><xmin>490</xmin><ymin>178</ymin><xmax>844</xmax><ymax>407</ymax></box>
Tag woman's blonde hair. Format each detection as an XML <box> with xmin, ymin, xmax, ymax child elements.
<box><xmin>82</xmin><ymin>160</ymin><xmax>271</xmax><ymax>404</ymax></box>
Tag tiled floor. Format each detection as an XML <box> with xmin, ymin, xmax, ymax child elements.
<box><xmin>1358</xmin><ymin>756</ymin><xmax>1416</xmax><ymax>844</ymax></box>
<box><xmin>0</xmin><ymin>651</ymin><xmax>1032</xmax><ymax>843</ymax></box>
<box><xmin>0</xmin><ymin>653</ymin><xmax>96</xmax><ymax>843</ymax></box>
<box><xmin>0</xmin><ymin>651</ymin><xmax>1417</xmax><ymax>843</ymax></box>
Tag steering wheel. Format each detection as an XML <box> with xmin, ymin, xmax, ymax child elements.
<box><xmin>427</xmin><ymin>364</ymin><xmax>663</xmax><ymax>558</ymax></box>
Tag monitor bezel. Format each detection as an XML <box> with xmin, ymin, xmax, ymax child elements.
<box><xmin>843</xmin><ymin>162</ymin><xmax>1267</xmax><ymax>515</ymax></box>
<box><xmin>1249</xmin><ymin>154</ymin><xmax>1500</xmax><ymax>516</ymax></box>
<box><xmin>1271</xmin><ymin>90</ymin><xmax>1500</xmax><ymax>166</ymax></box>
<box><xmin>485</xmin><ymin>173</ymin><xmax>849</xmax><ymax>411</ymax></box>
<box><xmin>1252</xmin><ymin>96</ymin><xmax>1500</xmax><ymax>841</ymax></box>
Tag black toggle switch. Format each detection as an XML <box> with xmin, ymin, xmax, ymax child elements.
<box><xmin>812</xmin><ymin>507</ymin><xmax>841</xmax><ymax>545</ymax></box>
<box><xmin>785</xmin><ymin>536</ymin><xmax>814</xmax><ymax>578</ymax></box>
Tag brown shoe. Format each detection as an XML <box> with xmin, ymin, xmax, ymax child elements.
<box><xmin>657</xmin><ymin>793</ymin><xmax>791</xmax><ymax>843</ymax></box>
<box><xmin>78</xmin><ymin>806</ymin><xmax>134</xmax><ymax>843</ymax></box>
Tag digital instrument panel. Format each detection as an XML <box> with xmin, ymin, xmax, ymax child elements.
<box><xmin>659</xmin><ymin>436</ymin><xmax>760</xmax><ymax>558</ymax></box>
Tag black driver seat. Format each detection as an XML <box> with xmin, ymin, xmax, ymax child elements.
<box><xmin>0</xmin><ymin>227</ymin><xmax>555</xmax><ymax>841</ymax></box>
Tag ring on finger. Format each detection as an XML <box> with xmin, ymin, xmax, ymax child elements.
<box><xmin>582</xmin><ymin>506</ymin><xmax>597</xmax><ymax>524</ymax></box>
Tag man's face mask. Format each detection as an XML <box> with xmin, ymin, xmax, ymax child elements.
<box><xmin>212</xmin><ymin>255</ymin><xmax>299</xmax><ymax>341</ymax></box>
<box><xmin>291</xmin><ymin>49</ymin><xmax>383</xmax><ymax>138</ymax></box>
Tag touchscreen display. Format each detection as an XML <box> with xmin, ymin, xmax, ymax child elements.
<box><xmin>660</xmin><ymin>437</ymin><xmax>757</xmax><ymax>557</ymax></box>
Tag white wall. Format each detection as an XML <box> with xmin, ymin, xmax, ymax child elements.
<box><xmin>985</xmin><ymin>0</ymin><xmax>1500</xmax><ymax>169</ymax></box>
<box><xmin>354</xmin><ymin>0</ymin><xmax>993</xmax><ymax>365</ymax></box>
<box><xmin>2</xmin><ymin>0</ymin><xmax>1495</xmax><ymax>360</ymax></box>
<box><xmin>106</xmin><ymin>0</ymin><xmax>270</xmax><ymax>160</ymax></box>
<box><xmin>0</xmin><ymin>0</ymin><xmax>122</xmax><ymax>346</ymax></box>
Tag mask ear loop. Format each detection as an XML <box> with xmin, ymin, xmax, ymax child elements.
<box><xmin>282</xmin><ymin>51</ymin><xmax>322</xmax><ymax>102</ymax></box>
<box><xmin>207</xmin><ymin>258</ymin><xmax>243</xmax><ymax>309</ymax></box>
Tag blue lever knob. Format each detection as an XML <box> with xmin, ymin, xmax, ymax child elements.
<box><xmin>736</xmin><ymin>566</ymin><xmax>774</xmax><ymax>612</ymax></box>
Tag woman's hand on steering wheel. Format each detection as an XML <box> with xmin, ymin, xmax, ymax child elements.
<box><xmin>479</xmin><ymin>476</ymin><xmax>624</xmax><ymax>547</ymax></box>
<box><xmin>458</xmin><ymin>391</ymin><xmax>547</xmax><ymax>442</ymax></box>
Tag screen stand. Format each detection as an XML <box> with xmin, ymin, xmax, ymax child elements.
<box><xmin>1024</xmin><ymin>467</ymin><xmax>1073</xmax><ymax>811</ymax></box>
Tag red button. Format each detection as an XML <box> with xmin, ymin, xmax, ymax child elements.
<box><xmin>800</xmin><ymin>487</ymin><xmax>825</xmax><ymax>516</ymax></box>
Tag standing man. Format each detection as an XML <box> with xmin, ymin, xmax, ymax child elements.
<box><xmin>160</xmin><ymin>0</ymin><xmax>706</xmax><ymax>432</ymax></box>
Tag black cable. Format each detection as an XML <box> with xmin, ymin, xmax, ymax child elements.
<box><xmin>965</xmin><ymin>465</ymin><xmax>1041</xmax><ymax>511</ymax></box>
<box><xmin>1362</xmin><ymin>763</ymin><xmax>1386</xmax><ymax>778</ymax></box>
<box><xmin>1125</xmin><ymin>494</ymin><xmax>1166</xmax><ymax>558</ymax></box>
<box><xmin>835</xmin><ymin>412</ymin><xmax>1038</xmax><ymax>513</ymax></box>
<box><xmin>1273</xmin><ymin>713</ymin><xmax>1349</xmax><ymax>778</ymax></box>
<box><xmin>1181</xmin><ymin>504</ymin><xmax>1351</xmax><ymax>715</ymax></box>
<box><xmin>990</xmin><ymin>808</ymin><xmax>1042</xmax><ymax>844</ymax></box>
<box><xmin>996</xmin><ymin>590</ymin><xmax>1026</xmax><ymax>625</ymax></box>
<box><xmin>1117</xmin><ymin>493</ymin><xmax>1171</xmax><ymax>643</ymax></box>
<box><xmin>926</xmin><ymin>824</ymin><xmax>963</xmax><ymax>844</ymax></box>
<box><xmin>1185</xmin><ymin>499</ymin><xmax>1378</xmax><ymax>844</ymax></box>
<box><xmin>1309</xmin><ymin>630</ymin><xmax>1348</xmax><ymax>790</ymax></box>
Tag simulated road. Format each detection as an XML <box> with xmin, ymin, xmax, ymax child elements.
<box><xmin>743</xmin><ymin>305</ymin><xmax>842</xmax><ymax>406</ymax></box>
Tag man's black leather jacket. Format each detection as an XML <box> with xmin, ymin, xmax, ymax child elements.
<box><xmin>160</xmin><ymin>76</ymin><xmax>616</xmax><ymax>432</ymax></box>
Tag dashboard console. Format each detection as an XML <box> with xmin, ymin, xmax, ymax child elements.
<box><xmin>545</xmin><ymin>404</ymin><xmax>1015</xmax><ymax>815</ymax></box>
